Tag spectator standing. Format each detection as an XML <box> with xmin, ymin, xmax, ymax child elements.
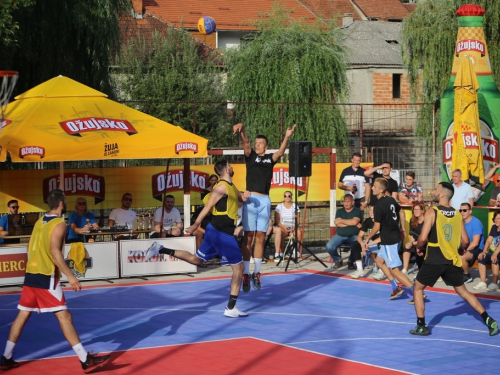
<box><xmin>450</xmin><ymin>169</ymin><xmax>474</xmax><ymax>210</ymax></box>
<box><xmin>364</xmin><ymin>161</ymin><xmax>399</xmax><ymax>204</ymax></box>
<box><xmin>339</xmin><ymin>152</ymin><xmax>371</xmax><ymax>210</ymax></box>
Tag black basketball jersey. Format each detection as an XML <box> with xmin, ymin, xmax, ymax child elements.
<box><xmin>373</xmin><ymin>195</ymin><xmax>401</xmax><ymax>245</ymax></box>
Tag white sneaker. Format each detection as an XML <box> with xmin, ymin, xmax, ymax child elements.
<box><xmin>224</xmin><ymin>306</ymin><xmax>249</xmax><ymax>318</ymax></box>
<box><xmin>487</xmin><ymin>283</ymin><xmax>499</xmax><ymax>292</ymax></box>
<box><xmin>402</xmin><ymin>269</ymin><xmax>408</xmax><ymax>276</ymax></box>
<box><xmin>373</xmin><ymin>270</ymin><xmax>386</xmax><ymax>280</ymax></box>
<box><xmin>350</xmin><ymin>270</ymin><xmax>364</xmax><ymax>279</ymax></box>
<box><xmin>145</xmin><ymin>242</ymin><xmax>163</xmax><ymax>262</ymax></box>
<box><xmin>473</xmin><ymin>281</ymin><xmax>488</xmax><ymax>290</ymax></box>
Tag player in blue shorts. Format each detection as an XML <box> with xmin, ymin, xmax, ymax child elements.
<box><xmin>233</xmin><ymin>122</ymin><xmax>296</xmax><ymax>292</ymax></box>
<box><xmin>364</xmin><ymin>178</ymin><xmax>414</xmax><ymax>299</ymax></box>
<box><xmin>145</xmin><ymin>160</ymin><xmax>249</xmax><ymax>318</ymax></box>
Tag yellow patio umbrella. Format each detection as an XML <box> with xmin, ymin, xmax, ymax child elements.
<box><xmin>0</xmin><ymin>76</ymin><xmax>208</xmax><ymax>162</ymax></box>
<box><xmin>452</xmin><ymin>55</ymin><xmax>484</xmax><ymax>185</ymax></box>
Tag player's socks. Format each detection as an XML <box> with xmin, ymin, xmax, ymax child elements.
<box><xmin>72</xmin><ymin>343</ymin><xmax>88</xmax><ymax>362</ymax></box>
<box><xmin>227</xmin><ymin>294</ymin><xmax>238</xmax><ymax>310</ymax></box>
<box><xmin>159</xmin><ymin>248</ymin><xmax>175</xmax><ymax>256</ymax></box>
<box><xmin>243</xmin><ymin>261</ymin><xmax>250</xmax><ymax>275</ymax></box>
<box><xmin>481</xmin><ymin>311</ymin><xmax>491</xmax><ymax>323</ymax></box>
<box><xmin>3</xmin><ymin>340</ymin><xmax>15</xmax><ymax>359</ymax></box>
<box><xmin>417</xmin><ymin>317</ymin><xmax>426</xmax><ymax>327</ymax></box>
<box><xmin>355</xmin><ymin>261</ymin><xmax>363</xmax><ymax>271</ymax></box>
<box><xmin>390</xmin><ymin>279</ymin><xmax>398</xmax><ymax>291</ymax></box>
<box><xmin>254</xmin><ymin>258</ymin><xmax>262</xmax><ymax>274</ymax></box>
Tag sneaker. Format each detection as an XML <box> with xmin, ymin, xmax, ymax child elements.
<box><xmin>409</xmin><ymin>325</ymin><xmax>431</xmax><ymax>336</ymax></box>
<box><xmin>0</xmin><ymin>356</ymin><xmax>19</xmax><ymax>371</ymax></box>
<box><xmin>473</xmin><ymin>281</ymin><xmax>488</xmax><ymax>290</ymax></box>
<box><xmin>463</xmin><ymin>274</ymin><xmax>473</xmax><ymax>284</ymax></box>
<box><xmin>145</xmin><ymin>241</ymin><xmax>163</xmax><ymax>262</ymax></box>
<box><xmin>347</xmin><ymin>261</ymin><xmax>355</xmax><ymax>270</ymax></box>
<box><xmin>407</xmin><ymin>294</ymin><xmax>427</xmax><ymax>305</ymax></box>
<box><xmin>487</xmin><ymin>283</ymin><xmax>499</xmax><ymax>292</ymax></box>
<box><xmin>242</xmin><ymin>273</ymin><xmax>251</xmax><ymax>293</ymax></box>
<box><xmin>389</xmin><ymin>287</ymin><xmax>404</xmax><ymax>300</ymax></box>
<box><xmin>350</xmin><ymin>269</ymin><xmax>364</xmax><ymax>279</ymax></box>
<box><xmin>373</xmin><ymin>270</ymin><xmax>387</xmax><ymax>280</ymax></box>
<box><xmin>486</xmin><ymin>317</ymin><xmax>498</xmax><ymax>336</ymax></box>
<box><xmin>81</xmin><ymin>352</ymin><xmax>111</xmax><ymax>373</ymax></box>
<box><xmin>252</xmin><ymin>272</ymin><xmax>261</xmax><ymax>290</ymax></box>
<box><xmin>224</xmin><ymin>306</ymin><xmax>249</xmax><ymax>318</ymax></box>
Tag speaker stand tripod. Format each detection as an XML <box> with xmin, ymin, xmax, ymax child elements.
<box><xmin>276</xmin><ymin>179</ymin><xmax>328</xmax><ymax>271</ymax></box>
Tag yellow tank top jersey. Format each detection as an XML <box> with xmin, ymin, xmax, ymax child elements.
<box><xmin>426</xmin><ymin>207</ymin><xmax>463</xmax><ymax>267</ymax></box>
<box><xmin>26</xmin><ymin>217</ymin><xmax>65</xmax><ymax>276</ymax></box>
<box><xmin>211</xmin><ymin>180</ymin><xmax>239</xmax><ymax>225</ymax></box>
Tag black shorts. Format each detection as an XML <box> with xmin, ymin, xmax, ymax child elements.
<box><xmin>466</xmin><ymin>247</ymin><xmax>482</xmax><ymax>267</ymax></box>
<box><xmin>416</xmin><ymin>263</ymin><xmax>464</xmax><ymax>288</ymax></box>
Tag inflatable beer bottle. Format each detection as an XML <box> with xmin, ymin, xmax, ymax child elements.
<box><xmin>441</xmin><ymin>3</ymin><xmax>500</xmax><ymax>206</ymax></box>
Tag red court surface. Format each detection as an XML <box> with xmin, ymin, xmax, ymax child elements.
<box><xmin>7</xmin><ymin>338</ymin><xmax>408</xmax><ymax>375</ymax></box>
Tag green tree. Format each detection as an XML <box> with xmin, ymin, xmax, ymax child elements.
<box><xmin>401</xmin><ymin>0</ymin><xmax>500</xmax><ymax>137</ymax></box>
<box><xmin>114</xmin><ymin>25</ymin><xmax>226</xmax><ymax>145</ymax></box>
<box><xmin>224</xmin><ymin>2</ymin><xmax>350</xmax><ymax>148</ymax></box>
<box><xmin>0</xmin><ymin>0</ymin><xmax>131</xmax><ymax>95</ymax></box>
<box><xmin>0</xmin><ymin>0</ymin><xmax>34</xmax><ymax>47</ymax></box>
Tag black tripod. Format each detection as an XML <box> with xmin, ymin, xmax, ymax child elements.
<box><xmin>276</xmin><ymin>180</ymin><xmax>328</xmax><ymax>271</ymax></box>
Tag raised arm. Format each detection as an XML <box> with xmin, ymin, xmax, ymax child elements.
<box><xmin>272</xmin><ymin>124</ymin><xmax>297</xmax><ymax>162</ymax></box>
<box><xmin>233</xmin><ymin>123</ymin><xmax>252</xmax><ymax>157</ymax></box>
<box><xmin>485</xmin><ymin>163</ymin><xmax>500</xmax><ymax>182</ymax></box>
<box><xmin>364</xmin><ymin>165</ymin><xmax>383</xmax><ymax>178</ymax></box>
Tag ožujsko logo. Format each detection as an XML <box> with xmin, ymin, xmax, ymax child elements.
<box><xmin>443</xmin><ymin>119</ymin><xmax>498</xmax><ymax>181</ymax></box>
<box><xmin>271</xmin><ymin>167</ymin><xmax>306</xmax><ymax>195</ymax></box>
<box><xmin>59</xmin><ymin>117</ymin><xmax>137</xmax><ymax>137</ymax></box>
<box><xmin>152</xmin><ymin>169</ymin><xmax>208</xmax><ymax>201</ymax></box>
<box><xmin>456</xmin><ymin>39</ymin><xmax>486</xmax><ymax>57</ymax></box>
<box><xmin>175</xmin><ymin>142</ymin><xmax>199</xmax><ymax>154</ymax></box>
<box><xmin>19</xmin><ymin>146</ymin><xmax>45</xmax><ymax>159</ymax></box>
<box><xmin>43</xmin><ymin>172</ymin><xmax>106</xmax><ymax>204</ymax></box>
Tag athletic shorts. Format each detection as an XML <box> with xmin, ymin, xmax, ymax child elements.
<box><xmin>416</xmin><ymin>263</ymin><xmax>464</xmax><ymax>287</ymax></box>
<box><xmin>242</xmin><ymin>193</ymin><xmax>271</xmax><ymax>232</ymax></box>
<box><xmin>196</xmin><ymin>223</ymin><xmax>243</xmax><ymax>266</ymax></box>
<box><xmin>466</xmin><ymin>247</ymin><xmax>482</xmax><ymax>267</ymax></box>
<box><xmin>18</xmin><ymin>284</ymin><xmax>67</xmax><ymax>313</ymax></box>
<box><xmin>377</xmin><ymin>242</ymin><xmax>402</xmax><ymax>268</ymax></box>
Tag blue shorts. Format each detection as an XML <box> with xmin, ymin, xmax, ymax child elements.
<box><xmin>378</xmin><ymin>243</ymin><xmax>402</xmax><ymax>268</ymax></box>
<box><xmin>196</xmin><ymin>223</ymin><xmax>242</xmax><ymax>266</ymax></box>
<box><xmin>242</xmin><ymin>194</ymin><xmax>271</xmax><ymax>232</ymax></box>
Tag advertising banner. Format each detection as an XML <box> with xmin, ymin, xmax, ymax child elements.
<box><xmin>61</xmin><ymin>242</ymin><xmax>119</xmax><ymax>282</ymax></box>
<box><xmin>0</xmin><ymin>246</ymin><xmax>27</xmax><ymax>286</ymax></box>
<box><xmin>120</xmin><ymin>237</ymin><xmax>197</xmax><ymax>277</ymax></box>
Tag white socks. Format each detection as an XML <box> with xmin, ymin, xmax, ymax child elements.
<box><xmin>254</xmin><ymin>258</ymin><xmax>262</xmax><ymax>274</ymax></box>
<box><xmin>72</xmin><ymin>343</ymin><xmax>87</xmax><ymax>362</ymax></box>
<box><xmin>243</xmin><ymin>261</ymin><xmax>250</xmax><ymax>275</ymax></box>
<box><xmin>3</xmin><ymin>340</ymin><xmax>15</xmax><ymax>359</ymax></box>
<box><xmin>356</xmin><ymin>261</ymin><xmax>363</xmax><ymax>271</ymax></box>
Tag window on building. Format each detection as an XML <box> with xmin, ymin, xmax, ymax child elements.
<box><xmin>393</xmin><ymin>74</ymin><xmax>401</xmax><ymax>99</ymax></box>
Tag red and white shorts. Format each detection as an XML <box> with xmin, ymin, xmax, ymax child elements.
<box><xmin>18</xmin><ymin>284</ymin><xmax>67</xmax><ymax>313</ymax></box>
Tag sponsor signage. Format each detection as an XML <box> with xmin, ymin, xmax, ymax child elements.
<box><xmin>175</xmin><ymin>142</ymin><xmax>199</xmax><ymax>154</ymax></box>
<box><xmin>59</xmin><ymin>117</ymin><xmax>137</xmax><ymax>136</ymax></box>
<box><xmin>43</xmin><ymin>172</ymin><xmax>106</xmax><ymax>204</ymax></box>
<box><xmin>19</xmin><ymin>146</ymin><xmax>45</xmax><ymax>159</ymax></box>
<box><xmin>0</xmin><ymin>247</ymin><xmax>27</xmax><ymax>286</ymax></box>
<box><xmin>456</xmin><ymin>39</ymin><xmax>485</xmax><ymax>56</ymax></box>
<box><xmin>152</xmin><ymin>170</ymin><xmax>208</xmax><ymax>201</ymax></box>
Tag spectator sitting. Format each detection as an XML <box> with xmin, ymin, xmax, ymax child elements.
<box><xmin>473</xmin><ymin>211</ymin><xmax>500</xmax><ymax>292</ymax></box>
<box><xmin>326</xmin><ymin>194</ymin><xmax>363</xmax><ymax>268</ymax></box>
<box><xmin>0</xmin><ymin>200</ymin><xmax>21</xmax><ymax>245</ymax></box>
<box><xmin>108</xmin><ymin>193</ymin><xmax>137</xmax><ymax>239</ymax></box>
<box><xmin>201</xmin><ymin>174</ymin><xmax>219</xmax><ymax>200</ymax></box>
<box><xmin>459</xmin><ymin>202</ymin><xmax>485</xmax><ymax>284</ymax></box>
<box><xmin>153</xmin><ymin>194</ymin><xmax>183</xmax><ymax>237</ymax></box>
<box><xmin>398</xmin><ymin>171</ymin><xmax>423</xmax><ymax>204</ymax></box>
<box><xmin>486</xmin><ymin>163</ymin><xmax>500</xmax><ymax>206</ymax></box>
<box><xmin>66</xmin><ymin>197</ymin><xmax>99</xmax><ymax>243</ymax></box>
<box><xmin>350</xmin><ymin>205</ymin><xmax>381</xmax><ymax>279</ymax></box>
<box><xmin>401</xmin><ymin>203</ymin><xmax>426</xmax><ymax>275</ymax></box>
<box><xmin>273</xmin><ymin>191</ymin><xmax>302</xmax><ymax>261</ymax></box>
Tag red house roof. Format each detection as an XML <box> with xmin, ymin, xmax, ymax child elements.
<box><xmin>142</xmin><ymin>0</ymin><xmax>320</xmax><ymax>31</ymax></box>
<box><xmin>352</xmin><ymin>0</ymin><xmax>410</xmax><ymax>20</ymax></box>
<box><xmin>300</xmin><ymin>0</ymin><xmax>363</xmax><ymax>25</ymax></box>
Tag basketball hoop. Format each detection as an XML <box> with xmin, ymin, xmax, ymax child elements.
<box><xmin>0</xmin><ymin>70</ymin><xmax>19</xmax><ymax>133</ymax></box>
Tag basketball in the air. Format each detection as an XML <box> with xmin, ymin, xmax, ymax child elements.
<box><xmin>198</xmin><ymin>16</ymin><xmax>216</xmax><ymax>35</ymax></box>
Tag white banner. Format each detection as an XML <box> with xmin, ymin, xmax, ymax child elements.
<box><xmin>120</xmin><ymin>237</ymin><xmax>197</xmax><ymax>277</ymax></box>
<box><xmin>61</xmin><ymin>242</ymin><xmax>119</xmax><ymax>282</ymax></box>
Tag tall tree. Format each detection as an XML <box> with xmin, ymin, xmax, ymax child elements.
<box><xmin>0</xmin><ymin>0</ymin><xmax>34</xmax><ymax>47</ymax></box>
<box><xmin>224</xmin><ymin>2</ymin><xmax>350</xmax><ymax>148</ymax></box>
<box><xmin>0</xmin><ymin>0</ymin><xmax>131</xmax><ymax>96</ymax></box>
<box><xmin>401</xmin><ymin>0</ymin><xmax>500</xmax><ymax>137</ymax></box>
<box><xmin>114</xmin><ymin>23</ymin><xmax>226</xmax><ymax>145</ymax></box>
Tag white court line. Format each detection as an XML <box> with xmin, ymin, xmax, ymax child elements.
<box><xmin>288</xmin><ymin>337</ymin><xmax>500</xmax><ymax>349</ymax></box>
